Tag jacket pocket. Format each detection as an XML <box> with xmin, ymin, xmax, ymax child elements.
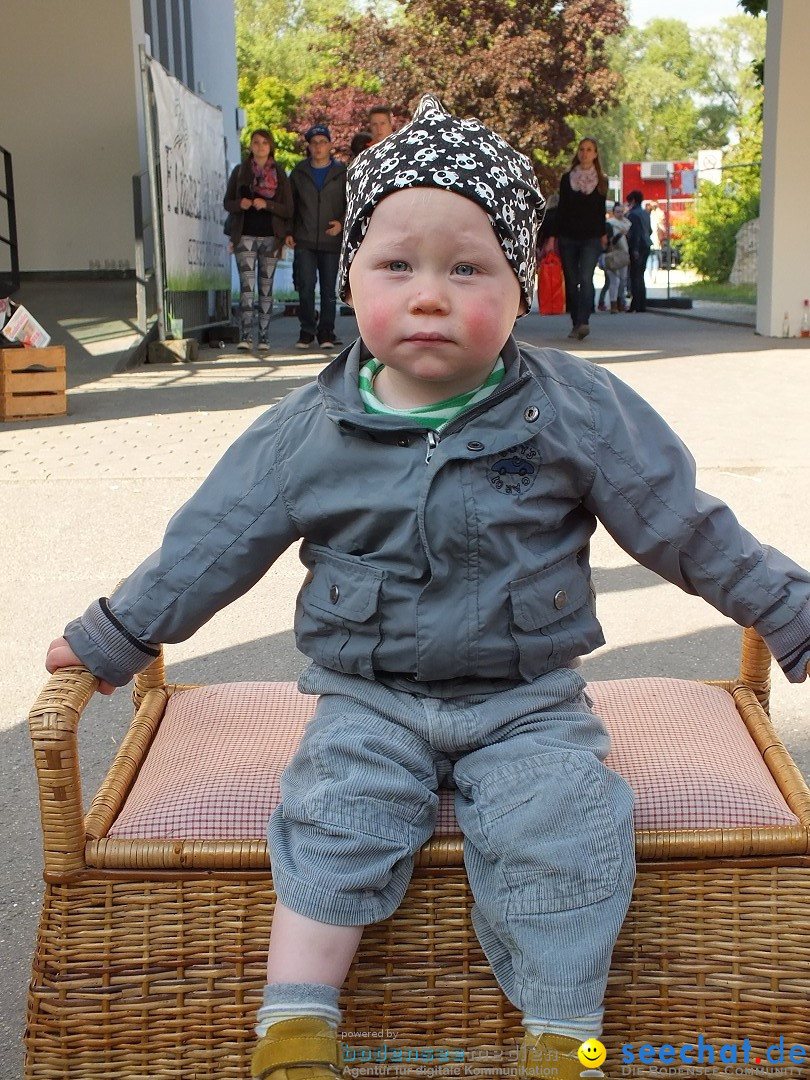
<box><xmin>296</xmin><ymin>544</ymin><xmax>385</xmax><ymax>677</ymax></box>
<box><xmin>476</xmin><ymin>751</ymin><xmax>624</xmax><ymax>914</ymax></box>
<box><xmin>508</xmin><ymin>553</ymin><xmax>592</xmax><ymax>678</ymax></box>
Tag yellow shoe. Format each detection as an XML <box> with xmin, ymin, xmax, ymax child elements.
<box><xmin>519</xmin><ymin>1031</ymin><xmax>610</xmax><ymax>1079</ymax></box>
<box><xmin>251</xmin><ymin>1017</ymin><xmax>345</xmax><ymax>1079</ymax></box>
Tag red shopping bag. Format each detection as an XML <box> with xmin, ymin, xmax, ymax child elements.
<box><xmin>537</xmin><ymin>251</ymin><xmax>566</xmax><ymax>315</ymax></box>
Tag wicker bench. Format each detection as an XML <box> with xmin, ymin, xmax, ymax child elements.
<box><xmin>26</xmin><ymin>628</ymin><xmax>810</xmax><ymax>1079</ymax></box>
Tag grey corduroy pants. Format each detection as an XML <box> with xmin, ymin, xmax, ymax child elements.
<box><xmin>268</xmin><ymin>663</ymin><xmax>636</xmax><ymax>1017</ymax></box>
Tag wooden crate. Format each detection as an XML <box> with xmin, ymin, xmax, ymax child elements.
<box><xmin>0</xmin><ymin>346</ymin><xmax>66</xmax><ymax>420</ymax></box>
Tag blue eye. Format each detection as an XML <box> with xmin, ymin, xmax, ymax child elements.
<box><xmin>388</xmin><ymin>260</ymin><xmax>409</xmax><ymax>272</ymax></box>
<box><xmin>454</xmin><ymin>263</ymin><xmax>476</xmax><ymax>276</ymax></box>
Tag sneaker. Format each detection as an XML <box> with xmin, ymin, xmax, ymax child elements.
<box><xmin>257</xmin><ymin>340</ymin><xmax>270</xmax><ymax>353</ymax></box>
<box><xmin>597</xmin><ymin>302</ymin><xmax>607</xmax><ymax>311</ymax></box>
<box><xmin>519</xmin><ymin>1031</ymin><xmax>609</xmax><ymax>1079</ymax></box>
<box><xmin>237</xmin><ymin>340</ymin><xmax>252</xmax><ymax>352</ymax></box>
<box><xmin>567</xmin><ymin>327</ymin><xmax>580</xmax><ymax>339</ymax></box>
<box><xmin>295</xmin><ymin>333</ymin><xmax>315</xmax><ymax>349</ymax></box>
<box><xmin>318</xmin><ymin>336</ymin><xmax>343</xmax><ymax>350</ymax></box>
<box><xmin>251</xmin><ymin>1017</ymin><xmax>344</xmax><ymax>1079</ymax></box>
<box><xmin>577</xmin><ymin>324</ymin><xmax>591</xmax><ymax>340</ymax></box>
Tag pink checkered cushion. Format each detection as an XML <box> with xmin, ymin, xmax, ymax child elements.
<box><xmin>107</xmin><ymin>678</ymin><xmax>798</xmax><ymax>841</ymax></box>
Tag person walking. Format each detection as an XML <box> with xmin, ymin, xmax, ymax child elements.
<box><xmin>223</xmin><ymin>129</ymin><xmax>293</xmax><ymax>353</ymax></box>
<box><xmin>285</xmin><ymin>125</ymin><xmax>347</xmax><ymax>351</ymax></box>
<box><xmin>626</xmin><ymin>190</ymin><xmax>652</xmax><ymax>312</ymax></box>
<box><xmin>647</xmin><ymin>200</ymin><xmax>666</xmax><ymax>281</ymax></box>
<box><xmin>604</xmin><ymin>202</ymin><xmax>630</xmax><ymax>313</ymax></box>
<box><xmin>551</xmin><ymin>138</ymin><xmax>608</xmax><ymax>341</ymax></box>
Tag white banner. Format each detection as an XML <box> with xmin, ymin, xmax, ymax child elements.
<box><xmin>149</xmin><ymin>58</ymin><xmax>230</xmax><ymax>291</ymax></box>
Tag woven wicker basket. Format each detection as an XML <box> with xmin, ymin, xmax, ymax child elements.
<box><xmin>26</xmin><ymin>628</ymin><xmax>810</xmax><ymax>1079</ymax></box>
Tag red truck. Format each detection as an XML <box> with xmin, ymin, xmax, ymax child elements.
<box><xmin>620</xmin><ymin>161</ymin><xmax>697</xmax><ymax>264</ymax></box>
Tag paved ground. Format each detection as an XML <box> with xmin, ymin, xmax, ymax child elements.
<box><xmin>2</xmin><ymin>280</ymin><xmax>808</xmax><ymax>1076</ymax></box>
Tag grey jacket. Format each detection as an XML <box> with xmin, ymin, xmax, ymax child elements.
<box><xmin>287</xmin><ymin>159</ymin><xmax>347</xmax><ymax>253</ymax></box>
<box><xmin>65</xmin><ymin>338</ymin><xmax>810</xmax><ymax>687</ymax></box>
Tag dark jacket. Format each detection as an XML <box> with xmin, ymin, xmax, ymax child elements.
<box><xmin>552</xmin><ymin>172</ymin><xmax>606</xmax><ymax>243</ymax></box>
<box><xmin>288</xmin><ymin>159</ymin><xmax>347</xmax><ymax>254</ymax></box>
<box><xmin>627</xmin><ymin>203</ymin><xmax>653</xmax><ymax>259</ymax></box>
<box><xmin>223</xmin><ymin>159</ymin><xmax>294</xmax><ymax>250</ymax></box>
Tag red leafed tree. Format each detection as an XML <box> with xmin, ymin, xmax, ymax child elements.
<box><xmin>325</xmin><ymin>0</ymin><xmax>627</xmax><ymax>187</ymax></box>
<box><xmin>291</xmin><ymin>85</ymin><xmax>393</xmax><ymax>162</ymax></box>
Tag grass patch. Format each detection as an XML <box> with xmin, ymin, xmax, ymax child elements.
<box><xmin>676</xmin><ymin>281</ymin><xmax>756</xmax><ymax>304</ymax></box>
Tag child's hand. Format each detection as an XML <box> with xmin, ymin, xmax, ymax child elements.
<box><xmin>45</xmin><ymin>637</ymin><xmax>116</xmax><ymax>695</ymax></box>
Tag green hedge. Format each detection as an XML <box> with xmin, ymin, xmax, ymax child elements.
<box><xmin>678</xmin><ymin>176</ymin><xmax>760</xmax><ymax>283</ymax></box>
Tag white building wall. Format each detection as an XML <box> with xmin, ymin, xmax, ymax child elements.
<box><xmin>188</xmin><ymin>0</ymin><xmax>242</xmax><ymax>169</ymax></box>
<box><xmin>1</xmin><ymin>0</ymin><xmax>239</xmax><ymax>277</ymax></box>
<box><xmin>1</xmin><ymin>0</ymin><xmax>144</xmax><ymax>274</ymax></box>
<box><xmin>757</xmin><ymin>0</ymin><xmax>810</xmax><ymax>337</ymax></box>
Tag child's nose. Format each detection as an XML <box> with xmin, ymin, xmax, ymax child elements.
<box><xmin>408</xmin><ymin>276</ymin><xmax>450</xmax><ymax>314</ymax></box>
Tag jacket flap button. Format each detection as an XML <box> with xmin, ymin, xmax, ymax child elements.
<box><xmin>553</xmin><ymin>589</ymin><xmax>567</xmax><ymax>610</ymax></box>
<box><xmin>329</xmin><ymin>584</ymin><xmax>340</xmax><ymax>604</ymax></box>
<box><xmin>524</xmin><ymin>406</ymin><xmax>540</xmax><ymax>422</ymax></box>
<box><xmin>467</xmin><ymin>440</ymin><xmax>485</xmax><ymax>451</ymax></box>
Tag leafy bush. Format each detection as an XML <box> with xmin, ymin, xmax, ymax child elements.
<box><xmin>678</xmin><ymin>171</ymin><xmax>760</xmax><ymax>283</ymax></box>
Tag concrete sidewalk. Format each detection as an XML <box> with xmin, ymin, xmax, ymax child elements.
<box><xmin>2</xmin><ymin>283</ymin><xmax>808</xmax><ymax>1075</ymax></box>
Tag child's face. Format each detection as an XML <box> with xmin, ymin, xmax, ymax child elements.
<box><xmin>347</xmin><ymin>188</ymin><xmax>523</xmax><ymax>407</ymax></box>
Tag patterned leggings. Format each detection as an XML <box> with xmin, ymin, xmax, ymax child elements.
<box><xmin>235</xmin><ymin>234</ymin><xmax>279</xmax><ymax>342</ymax></box>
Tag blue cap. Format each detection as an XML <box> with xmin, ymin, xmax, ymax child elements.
<box><xmin>305</xmin><ymin>124</ymin><xmax>331</xmax><ymax>142</ymax></box>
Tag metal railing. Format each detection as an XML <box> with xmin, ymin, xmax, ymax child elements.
<box><xmin>0</xmin><ymin>144</ymin><xmax>20</xmax><ymax>295</ymax></box>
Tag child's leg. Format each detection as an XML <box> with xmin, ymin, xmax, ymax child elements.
<box><xmin>254</xmin><ymin>668</ymin><xmax>442</xmax><ymax>1078</ymax></box>
<box><xmin>266</xmin><ymin>903</ymin><xmax>363</xmax><ymax>987</ymax></box>
<box><xmin>253</xmin><ymin>907</ymin><xmax>364</xmax><ymax>1078</ymax></box>
<box><xmin>452</xmin><ymin>672</ymin><xmax>636</xmax><ymax>1030</ymax></box>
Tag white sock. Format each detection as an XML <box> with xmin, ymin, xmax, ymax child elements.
<box><xmin>522</xmin><ymin>1010</ymin><xmax>603</xmax><ymax>1042</ymax></box>
<box><xmin>255</xmin><ymin>982</ymin><xmax>341</xmax><ymax>1038</ymax></box>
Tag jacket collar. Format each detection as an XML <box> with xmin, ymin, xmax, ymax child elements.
<box><xmin>316</xmin><ymin>334</ymin><xmax>556</xmax><ymax>453</ymax></box>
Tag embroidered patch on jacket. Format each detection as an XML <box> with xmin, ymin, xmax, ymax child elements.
<box><xmin>488</xmin><ymin>446</ymin><xmax>538</xmax><ymax>495</ymax></box>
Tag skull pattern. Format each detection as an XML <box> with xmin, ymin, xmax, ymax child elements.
<box><xmin>338</xmin><ymin>93</ymin><xmax>545</xmax><ymax>313</ymax></box>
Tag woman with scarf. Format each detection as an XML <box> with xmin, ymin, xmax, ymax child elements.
<box><xmin>224</xmin><ymin>129</ymin><xmax>294</xmax><ymax>352</ymax></box>
<box><xmin>552</xmin><ymin>138</ymin><xmax>608</xmax><ymax>341</ymax></box>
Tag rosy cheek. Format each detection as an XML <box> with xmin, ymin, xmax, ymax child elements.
<box><xmin>354</xmin><ymin>297</ymin><xmax>391</xmax><ymax>344</ymax></box>
<box><xmin>463</xmin><ymin>299</ymin><xmax>510</xmax><ymax>344</ymax></box>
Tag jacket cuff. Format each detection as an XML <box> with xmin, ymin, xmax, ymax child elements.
<box><xmin>761</xmin><ymin>599</ymin><xmax>810</xmax><ymax>683</ymax></box>
<box><xmin>63</xmin><ymin>597</ymin><xmax>160</xmax><ymax>687</ymax></box>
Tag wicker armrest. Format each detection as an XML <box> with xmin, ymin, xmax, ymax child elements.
<box><xmin>739</xmin><ymin>626</ymin><xmax>772</xmax><ymax>708</ymax></box>
<box><xmin>28</xmin><ymin>665</ymin><xmax>101</xmax><ymax>877</ymax></box>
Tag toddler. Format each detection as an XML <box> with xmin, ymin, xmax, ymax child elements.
<box><xmin>46</xmin><ymin>96</ymin><xmax>810</xmax><ymax>1080</ymax></box>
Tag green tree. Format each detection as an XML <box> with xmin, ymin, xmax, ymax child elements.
<box><xmin>235</xmin><ymin>0</ymin><xmax>362</xmax><ymax>162</ymax></box>
<box><xmin>235</xmin><ymin>0</ymin><xmax>352</xmax><ymax>93</ymax></box>
<box><xmin>571</xmin><ymin>14</ymin><xmax>764</xmax><ymax>174</ymax></box>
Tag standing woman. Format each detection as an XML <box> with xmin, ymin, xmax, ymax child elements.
<box><xmin>223</xmin><ymin>129</ymin><xmax>293</xmax><ymax>352</ymax></box>
<box><xmin>552</xmin><ymin>138</ymin><xmax>608</xmax><ymax>341</ymax></box>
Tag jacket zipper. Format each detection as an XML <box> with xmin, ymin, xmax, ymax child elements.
<box><xmin>423</xmin><ymin>371</ymin><xmax>533</xmax><ymax>464</ymax></box>
<box><xmin>425</xmin><ymin>430</ymin><xmax>439</xmax><ymax>464</ymax></box>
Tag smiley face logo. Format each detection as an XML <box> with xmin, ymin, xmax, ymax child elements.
<box><xmin>577</xmin><ymin>1039</ymin><xmax>607</xmax><ymax>1069</ymax></box>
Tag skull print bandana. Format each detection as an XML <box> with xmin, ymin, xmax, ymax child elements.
<box><xmin>338</xmin><ymin>94</ymin><xmax>546</xmax><ymax>315</ymax></box>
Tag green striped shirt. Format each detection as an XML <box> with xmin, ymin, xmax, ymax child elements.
<box><xmin>358</xmin><ymin>356</ymin><xmax>505</xmax><ymax>430</ymax></box>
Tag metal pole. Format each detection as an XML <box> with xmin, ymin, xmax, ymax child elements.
<box><xmin>139</xmin><ymin>45</ymin><xmax>167</xmax><ymax>341</ymax></box>
<box><xmin>665</xmin><ymin>167</ymin><xmax>672</xmax><ymax>302</ymax></box>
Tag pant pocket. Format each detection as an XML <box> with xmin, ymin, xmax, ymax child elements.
<box><xmin>476</xmin><ymin>750</ymin><xmax>627</xmax><ymax>913</ymax></box>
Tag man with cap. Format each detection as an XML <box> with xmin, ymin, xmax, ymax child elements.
<box><xmin>44</xmin><ymin>95</ymin><xmax>810</xmax><ymax>1080</ymax></box>
<box><xmin>285</xmin><ymin>124</ymin><xmax>347</xmax><ymax>350</ymax></box>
